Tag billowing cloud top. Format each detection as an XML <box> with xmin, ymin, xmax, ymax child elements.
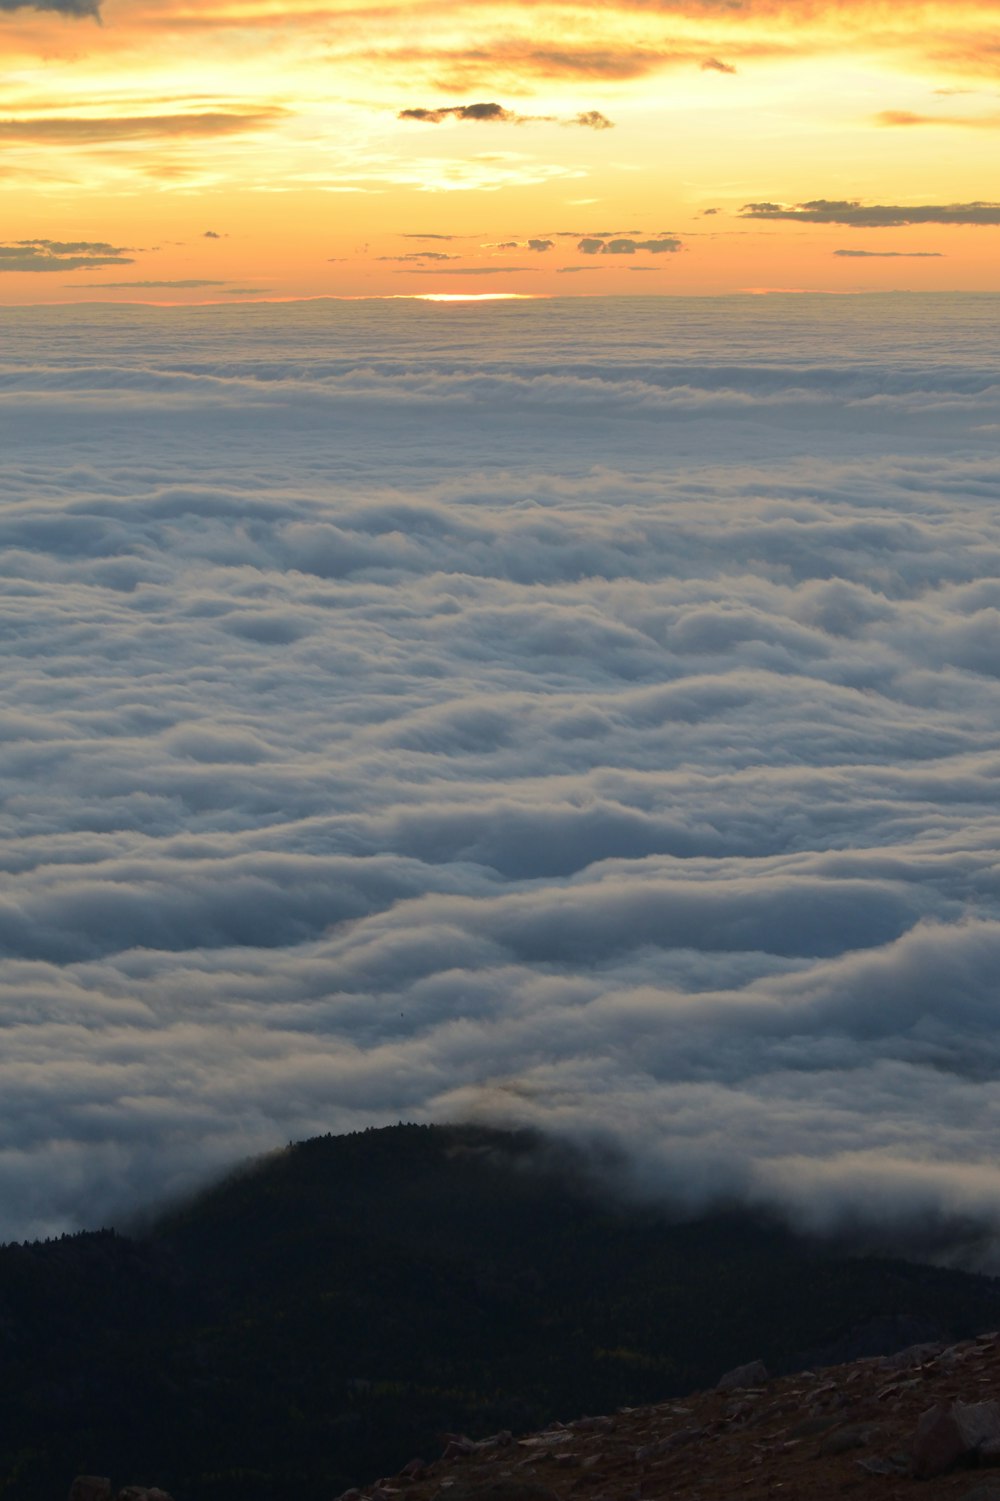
<box><xmin>4</xmin><ymin>295</ymin><xmax>1000</xmax><ymax>1262</ymax></box>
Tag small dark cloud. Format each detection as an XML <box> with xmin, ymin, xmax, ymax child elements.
<box><xmin>0</xmin><ymin>239</ymin><xmax>133</xmax><ymax>273</ymax></box>
<box><xmin>834</xmin><ymin>249</ymin><xmax>944</xmax><ymax>259</ymax></box>
<box><xmin>400</xmin><ymin>102</ymin><xmax>515</xmax><ymax>124</ymax></box>
<box><xmin>567</xmin><ymin>111</ymin><xmax>614</xmax><ymax>130</ymax></box>
<box><xmin>486</xmin><ymin>238</ymin><xmax>555</xmax><ymax>253</ymax></box>
<box><xmin>556</xmin><ymin>266</ymin><xmax>600</xmax><ymax>273</ymax></box>
<box><xmin>701</xmin><ymin>208</ymin><xmax>721</xmax><ymax>217</ymax></box>
<box><xmin>203</xmin><ymin>230</ymin><xmax>223</xmax><ymax>239</ymax></box>
<box><xmin>398</xmin><ymin>102</ymin><xmax>613</xmax><ymax>129</ymax></box>
<box><xmin>702</xmin><ymin>57</ymin><xmax>737</xmax><ymax>74</ymax></box>
<box><xmin>577</xmin><ymin>236</ymin><xmax>682</xmax><ymax>255</ymax></box>
<box><xmin>400</xmin><ymin>234</ymin><xmax>463</xmax><ymax>241</ymax></box>
<box><xmin>741</xmin><ymin>199</ymin><xmax>1000</xmax><ymax>227</ymax></box>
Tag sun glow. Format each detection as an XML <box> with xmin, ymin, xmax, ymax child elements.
<box><xmin>410</xmin><ymin>292</ymin><xmax>543</xmax><ymax>301</ymax></box>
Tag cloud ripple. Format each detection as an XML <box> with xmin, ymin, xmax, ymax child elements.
<box><xmin>1</xmin><ymin>295</ymin><xmax>1000</xmax><ymax>1258</ymax></box>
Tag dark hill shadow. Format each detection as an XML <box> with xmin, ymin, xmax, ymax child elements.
<box><xmin>2</xmin><ymin>1123</ymin><xmax>998</xmax><ymax>1501</ymax></box>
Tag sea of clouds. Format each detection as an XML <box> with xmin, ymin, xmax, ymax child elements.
<box><xmin>3</xmin><ymin>293</ymin><xmax>1000</xmax><ymax>1255</ymax></box>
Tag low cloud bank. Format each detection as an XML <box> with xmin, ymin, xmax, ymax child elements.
<box><xmin>2</xmin><ymin>296</ymin><xmax>1000</xmax><ymax>1261</ymax></box>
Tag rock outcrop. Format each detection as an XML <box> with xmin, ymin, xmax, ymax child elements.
<box><xmin>341</xmin><ymin>1331</ymin><xmax>1000</xmax><ymax>1501</ymax></box>
<box><xmin>912</xmin><ymin>1399</ymin><xmax>1000</xmax><ymax>1477</ymax></box>
<box><xmin>716</xmin><ymin>1358</ymin><xmax>768</xmax><ymax>1391</ymax></box>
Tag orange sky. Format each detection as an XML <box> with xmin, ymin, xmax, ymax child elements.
<box><xmin>2</xmin><ymin>0</ymin><xmax>1000</xmax><ymax>301</ymax></box>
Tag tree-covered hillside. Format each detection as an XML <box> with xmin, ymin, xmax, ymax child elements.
<box><xmin>2</xmin><ymin>1124</ymin><xmax>998</xmax><ymax>1501</ymax></box>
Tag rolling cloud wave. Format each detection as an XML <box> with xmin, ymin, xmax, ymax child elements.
<box><xmin>2</xmin><ymin>296</ymin><xmax>1000</xmax><ymax>1257</ymax></box>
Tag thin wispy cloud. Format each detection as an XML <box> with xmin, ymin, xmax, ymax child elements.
<box><xmin>392</xmin><ymin>264</ymin><xmax>531</xmax><ymax>272</ymax></box>
<box><xmin>0</xmin><ymin>110</ymin><xmax>285</xmax><ymax>143</ymax></box>
<box><xmin>77</xmin><ymin>278</ymin><xmax>233</xmax><ymax>286</ymax></box>
<box><xmin>833</xmin><ymin>248</ymin><xmax>943</xmax><ymax>258</ymax></box>
<box><xmin>876</xmin><ymin>108</ymin><xmax>1000</xmax><ymax>128</ymax></box>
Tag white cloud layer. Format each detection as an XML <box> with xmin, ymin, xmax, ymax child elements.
<box><xmin>2</xmin><ymin>294</ymin><xmax>1000</xmax><ymax>1254</ymax></box>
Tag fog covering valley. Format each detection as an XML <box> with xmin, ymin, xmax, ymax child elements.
<box><xmin>3</xmin><ymin>293</ymin><xmax>1000</xmax><ymax>1254</ymax></box>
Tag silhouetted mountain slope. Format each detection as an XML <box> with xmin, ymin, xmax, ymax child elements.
<box><xmin>2</xmin><ymin>1123</ymin><xmax>1000</xmax><ymax>1501</ymax></box>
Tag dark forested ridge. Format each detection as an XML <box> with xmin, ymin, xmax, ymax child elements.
<box><xmin>2</xmin><ymin>1123</ymin><xmax>999</xmax><ymax>1501</ymax></box>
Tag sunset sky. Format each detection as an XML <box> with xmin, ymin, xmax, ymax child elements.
<box><xmin>3</xmin><ymin>0</ymin><xmax>1000</xmax><ymax>301</ymax></box>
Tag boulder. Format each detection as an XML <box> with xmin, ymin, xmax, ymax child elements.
<box><xmin>857</xmin><ymin>1455</ymin><xmax>907</xmax><ymax>1476</ymax></box>
<box><xmin>68</xmin><ymin>1480</ymin><xmax>112</xmax><ymax>1501</ymax></box>
<box><xmin>819</xmin><ymin>1423</ymin><xmax>881</xmax><ymax>1456</ymax></box>
<box><xmin>912</xmin><ymin>1401</ymin><xmax>1000</xmax><ymax>1478</ymax></box>
<box><xmin>716</xmin><ymin>1359</ymin><xmax>768</xmax><ymax>1391</ymax></box>
<box><xmin>879</xmin><ymin>1341</ymin><xmax>943</xmax><ymax>1372</ymax></box>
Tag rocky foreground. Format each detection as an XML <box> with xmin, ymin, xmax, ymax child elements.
<box><xmin>333</xmin><ymin>1333</ymin><xmax>1000</xmax><ymax>1501</ymax></box>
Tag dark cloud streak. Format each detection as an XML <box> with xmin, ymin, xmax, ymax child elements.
<box><xmin>0</xmin><ymin>0</ymin><xmax>98</xmax><ymax>16</ymax></box>
<box><xmin>0</xmin><ymin>239</ymin><xmax>134</xmax><ymax>272</ymax></box>
<box><xmin>834</xmin><ymin>249</ymin><xmax>943</xmax><ymax>258</ymax></box>
<box><xmin>742</xmin><ymin>198</ymin><xmax>1000</xmax><ymax>226</ymax></box>
<box><xmin>79</xmin><ymin>279</ymin><xmax>233</xmax><ymax>287</ymax></box>
<box><xmin>0</xmin><ymin>110</ymin><xmax>284</xmax><ymax>143</ymax></box>
<box><xmin>398</xmin><ymin>101</ymin><xmax>613</xmax><ymax>128</ymax></box>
